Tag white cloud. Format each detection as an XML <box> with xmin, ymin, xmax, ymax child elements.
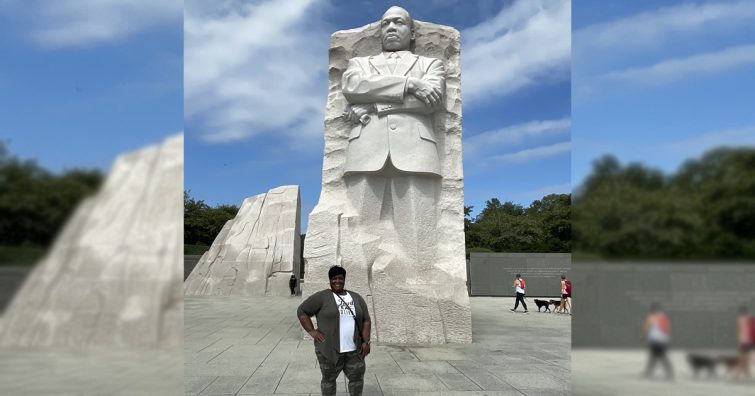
<box><xmin>464</xmin><ymin>118</ymin><xmax>570</xmax><ymax>156</ymax></box>
<box><xmin>575</xmin><ymin>0</ymin><xmax>755</xmax><ymax>54</ymax></box>
<box><xmin>185</xmin><ymin>0</ymin><xmax>570</xmax><ymax>144</ymax></box>
<box><xmin>495</xmin><ymin>141</ymin><xmax>571</xmax><ymax>163</ymax></box>
<box><xmin>184</xmin><ymin>0</ymin><xmax>330</xmax><ymax>144</ymax></box>
<box><xmin>462</xmin><ymin>0</ymin><xmax>570</xmax><ymax>102</ymax></box>
<box><xmin>6</xmin><ymin>0</ymin><xmax>181</xmax><ymax>47</ymax></box>
<box><xmin>601</xmin><ymin>44</ymin><xmax>755</xmax><ymax>86</ymax></box>
<box><xmin>663</xmin><ymin>124</ymin><xmax>755</xmax><ymax>157</ymax></box>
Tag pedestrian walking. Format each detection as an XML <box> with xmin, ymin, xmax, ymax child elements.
<box><xmin>289</xmin><ymin>274</ymin><xmax>298</xmax><ymax>296</ymax></box>
<box><xmin>559</xmin><ymin>274</ymin><xmax>572</xmax><ymax>314</ymax></box>
<box><xmin>735</xmin><ymin>305</ymin><xmax>753</xmax><ymax>380</ymax></box>
<box><xmin>297</xmin><ymin>266</ymin><xmax>371</xmax><ymax>396</ymax></box>
<box><xmin>642</xmin><ymin>303</ymin><xmax>673</xmax><ymax>380</ymax></box>
<box><xmin>510</xmin><ymin>274</ymin><xmax>528</xmax><ymax>313</ymax></box>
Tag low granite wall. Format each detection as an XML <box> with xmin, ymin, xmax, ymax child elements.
<box><xmin>572</xmin><ymin>261</ymin><xmax>755</xmax><ymax>349</ymax></box>
<box><xmin>469</xmin><ymin>253</ymin><xmax>571</xmax><ymax>297</ymax></box>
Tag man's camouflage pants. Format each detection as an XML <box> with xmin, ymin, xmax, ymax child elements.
<box><xmin>315</xmin><ymin>350</ymin><xmax>365</xmax><ymax>396</ymax></box>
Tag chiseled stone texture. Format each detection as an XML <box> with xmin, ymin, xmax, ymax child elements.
<box><xmin>303</xmin><ymin>19</ymin><xmax>471</xmax><ymax>344</ymax></box>
<box><xmin>184</xmin><ymin>185</ymin><xmax>301</xmax><ymax>297</ymax></box>
<box><xmin>0</xmin><ymin>135</ymin><xmax>183</xmax><ymax>347</ymax></box>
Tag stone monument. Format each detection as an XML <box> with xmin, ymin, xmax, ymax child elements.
<box><xmin>303</xmin><ymin>7</ymin><xmax>471</xmax><ymax>344</ymax></box>
<box><xmin>0</xmin><ymin>135</ymin><xmax>183</xmax><ymax>347</ymax></box>
<box><xmin>184</xmin><ymin>185</ymin><xmax>301</xmax><ymax>297</ymax></box>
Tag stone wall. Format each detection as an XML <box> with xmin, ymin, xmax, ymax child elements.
<box><xmin>469</xmin><ymin>253</ymin><xmax>571</xmax><ymax>297</ymax></box>
<box><xmin>572</xmin><ymin>261</ymin><xmax>755</xmax><ymax>348</ymax></box>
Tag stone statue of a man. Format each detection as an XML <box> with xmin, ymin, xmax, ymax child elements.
<box><xmin>340</xmin><ymin>6</ymin><xmax>445</xmax><ymax>261</ymax></box>
<box><xmin>303</xmin><ymin>5</ymin><xmax>471</xmax><ymax>344</ymax></box>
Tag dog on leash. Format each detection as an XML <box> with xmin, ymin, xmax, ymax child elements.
<box><xmin>718</xmin><ymin>354</ymin><xmax>739</xmax><ymax>375</ymax></box>
<box><xmin>686</xmin><ymin>353</ymin><xmax>739</xmax><ymax>378</ymax></box>
<box><xmin>549</xmin><ymin>299</ymin><xmax>568</xmax><ymax>314</ymax></box>
<box><xmin>534</xmin><ymin>299</ymin><xmax>551</xmax><ymax>312</ymax></box>
<box><xmin>687</xmin><ymin>353</ymin><xmax>717</xmax><ymax>378</ymax></box>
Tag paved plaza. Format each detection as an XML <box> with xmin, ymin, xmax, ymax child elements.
<box><xmin>0</xmin><ymin>346</ymin><xmax>182</xmax><ymax>395</ymax></box>
<box><xmin>572</xmin><ymin>349</ymin><xmax>754</xmax><ymax>396</ymax></box>
<box><xmin>185</xmin><ymin>296</ymin><xmax>570</xmax><ymax>396</ymax></box>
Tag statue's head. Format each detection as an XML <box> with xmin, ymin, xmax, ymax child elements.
<box><xmin>380</xmin><ymin>6</ymin><xmax>414</xmax><ymax>52</ymax></box>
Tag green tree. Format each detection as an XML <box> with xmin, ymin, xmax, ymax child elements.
<box><xmin>184</xmin><ymin>190</ymin><xmax>239</xmax><ymax>246</ymax></box>
<box><xmin>0</xmin><ymin>141</ymin><xmax>103</xmax><ymax>246</ymax></box>
<box><xmin>573</xmin><ymin>148</ymin><xmax>755</xmax><ymax>259</ymax></box>
<box><xmin>465</xmin><ymin>194</ymin><xmax>571</xmax><ymax>253</ymax></box>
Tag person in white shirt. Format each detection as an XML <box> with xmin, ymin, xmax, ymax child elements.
<box><xmin>510</xmin><ymin>274</ymin><xmax>528</xmax><ymax>313</ymax></box>
<box><xmin>642</xmin><ymin>303</ymin><xmax>673</xmax><ymax>379</ymax></box>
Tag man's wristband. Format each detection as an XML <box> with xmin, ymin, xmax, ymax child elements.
<box><xmin>362</xmin><ymin>340</ymin><xmax>370</xmax><ymax>345</ymax></box>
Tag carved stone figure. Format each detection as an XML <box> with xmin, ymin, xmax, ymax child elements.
<box><xmin>303</xmin><ymin>7</ymin><xmax>471</xmax><ymax>344</ymax></box>
<box><xmin>342</xmin><ymin>6</ymin><xmax>445</xmax><ymax>176</ymax></box>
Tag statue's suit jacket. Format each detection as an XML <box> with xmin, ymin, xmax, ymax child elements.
<box><xmin>341</xmin><ymin>51</ymin><xmax>445</xmax><ymax>177</ymax></box>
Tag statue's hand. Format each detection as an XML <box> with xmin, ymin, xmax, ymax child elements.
<box><xmin>343</xmin><ymin>104</ymin><xmax>374</xmax><ymax>124</ymax></box>
<box><xmin>408</xmin><ymin>78</ymin><xmax>442</xmax><ymax>109</ymax></box>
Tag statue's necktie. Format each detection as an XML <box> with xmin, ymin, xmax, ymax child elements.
<box><xmin>389</xmin><ymin>52</ymin><xmax>399</xmax><ymax>74</ymax></box>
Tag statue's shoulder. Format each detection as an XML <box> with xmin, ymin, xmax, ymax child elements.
<box><xmin>348</xmin><ymin>54</ymin><xmax>372</xmax><ymax>63</ymax></box>
<box><xmin>417</xmin><ymin>54</ymin><xmax>442</xmax><ymax>63</ymax></box>
<box><xmin>415</xmin><ymin>54</ymin><xmax>445</xmax><ymax>72</ymax></box>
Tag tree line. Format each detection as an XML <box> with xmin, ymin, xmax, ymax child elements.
<box><xmin>573</xmin><ymin>147</ymin><xmax>755</xmax><ymax>259</ymax></box>
<box><xmin>465</xmin><ymin>194</ymin><xmax>571</xmax><ymax>254</ymax></box>
<box><xmin>184</xmin><ymin>191</ymin><xmax>239</xmax><ymax>248</ymax></box>
<box><xmin>7</xmin><ymin>140</ymin><xmax>750</xmax><ymax>260</ymax></box>
<box><xmin>0</xmin><ymin>142</ymin><xmax>103</xmax><ymax>246</ymax></box>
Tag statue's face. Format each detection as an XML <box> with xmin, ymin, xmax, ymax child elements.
<box><xmin>381</xmin><ymin>10</ymin><xmax>413</xmax><ymax>51</ymax></box>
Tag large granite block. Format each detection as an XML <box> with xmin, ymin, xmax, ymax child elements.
<box><xmin>184</xmin><ymin>185</ymin><xmax>301</xmax><ymax>297</ymax></box>
<box><xmin>0</xmin><ymin>135</ymin><xmax>183</xmax><ymax>347</ymax></box>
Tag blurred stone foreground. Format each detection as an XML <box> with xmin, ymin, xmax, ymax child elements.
<box><xmin>0</xmin><ymin>134</ymin><xmax>183</xmax><ymax>348</ymax></box>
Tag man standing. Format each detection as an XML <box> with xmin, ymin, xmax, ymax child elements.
<box><xmin>341</xmin><ymin>6</ymin><xmax>445</xmax><ymax>261</ymax></box>
<box><xmin>642</xmin><ymin>303</ymin><xmax>673</xmax><ymax>380</ymax></box>
<box><xmin>297</xmin><ymin>266</ymin><xmax>371</xmax><ymax>396</ymax></box>
<box><xmin>289</xmin><ymin>274</ymin><xmax>298</xmax><ymax>296</ymax></box>
<box><xmin>510</xmin><ymin>274</ymin><xmax>528</xmax><ymax>313</ymax></box>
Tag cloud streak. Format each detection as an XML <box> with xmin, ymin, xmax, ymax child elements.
<box><xmin>601</xmin><ymin>44</ymin><xmax>755</xmax><ymax>86</ymax></box>
<box><xmin>184</xmin><ymin>0</ymin><xmax>330</xmax><ymax>145</ymax></box>
<box><xmin>575</xmin><ymin>0</ymin><xmax>755</xmax><ymax>54</ymax></box>
<box><xmin>495</xmin><ymin>141</ymin><xmax>571</xmax><ymax>163</ymax></box>
<box><xmin>4</xmin><ymin>0</ymin><xmax>181</xmax><ymax>47</ymax></box>
<box><xmin>464</xmin><ymin>118</ymin><xmax>570</xmax><ymax>156</ymax></box>
<box><xmin>663</xmin><ymin>124</ymin><xmax>755</xmax><ymax>156</ymax></box>
<box><xmin>462</xmin><ymin>0</ymin><xmax>571</xmax><ymax>102</ymax></box>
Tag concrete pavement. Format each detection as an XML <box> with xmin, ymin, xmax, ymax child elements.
<box><xmin>185</xmin><ymin>296</ymin><xmax>571</xmax><ymax>396</ymax></box>
<box><xmin>572</xmin><ymin>349</ymin><xmax>754</xmax><ymax>396</ymax></box>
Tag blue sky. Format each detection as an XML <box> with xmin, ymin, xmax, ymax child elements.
<box><xmin>0</xmin><ymin>1</ymin><xmax>183</xmax><ymax>172</ymax></box>
<box><xmin>185</xmin><ymin>0</ymin><xmax>572</xmax><ymax>230</ymax></box>
<box><xmin>573</xmin><ymin>0</ymin><xmax>755</xmax><ymax>185</ymax></box>
<box><xmin>5</xmin><ymin>0</ymin><xmax>751</xmax><ymax>234</ymax></box>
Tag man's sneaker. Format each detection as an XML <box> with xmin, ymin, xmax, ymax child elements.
<box><xmin>524</xmin><ymin>310</ymin><xmax>529</xmax><ymax>314</ymax></box>
<box><xmin>510</xmin><ymin>308</ymin><xmax>516</xmax><ymax>312</ymax></box>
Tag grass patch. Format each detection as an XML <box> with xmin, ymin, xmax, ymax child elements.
<box><xmin>0</xmin><ymin>245</ymin><xmax>47</xmax><ymax>266</ymax></box>
<box><xmin>185</xmin><ymin>244</ymin><xmax>211</xmax><ymax>255</ymax></box>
